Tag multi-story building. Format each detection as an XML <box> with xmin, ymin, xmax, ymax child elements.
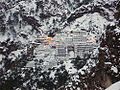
<box><xmin>56</xmin><ymin>44</ymin><xmax>67</xmax><ymax>57</ymax></box>
<box><xmin>73</xmin><ymin>36</ymin><xmax>87</xmax><ymax>44</ymax></box>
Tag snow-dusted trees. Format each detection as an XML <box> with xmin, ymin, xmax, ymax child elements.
<box><xmin>0</xmin><ymin>0</ymin><xmax>120</xmax><ymax>90</ymax></box>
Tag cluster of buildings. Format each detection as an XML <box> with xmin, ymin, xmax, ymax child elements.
<box><xmin>54</xmin><ymin>30</ymin><xmax>99</xmax><ymax>60</ymax></box>
<box><xmin>32</xmin><ymin>30</ymin><xmax>99</xmax><ymax>61</ymax></box>
<box><xmin>26</xmin><ymin>30</ymin><xmax>99</xmax><ymax>68</ymax></box>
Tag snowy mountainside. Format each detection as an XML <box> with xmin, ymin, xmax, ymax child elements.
<box><xmin>105</xmin><ymin>81</ymin><xmax>120</xmax><ymax>90</ymax></box>
<box><xmin>0</xmin><ymin>0</ymin><xmax>120</xmax><ymax>90</ymax></box>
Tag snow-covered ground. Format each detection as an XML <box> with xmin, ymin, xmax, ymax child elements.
<box><xmin>0</xmin><ymin>0</ymin><xmax>119</xmax><ymax>89</ymax></box>
<box><xmin>106</xmin><ymin>81</ymin><xmax>120</xmax><ymax>90</ymax></box>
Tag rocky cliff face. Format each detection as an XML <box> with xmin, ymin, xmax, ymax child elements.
<box><xmin>0</xmin><ymin>0</ymin><xmax>120</xmax><ymax>90</ymax></box>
